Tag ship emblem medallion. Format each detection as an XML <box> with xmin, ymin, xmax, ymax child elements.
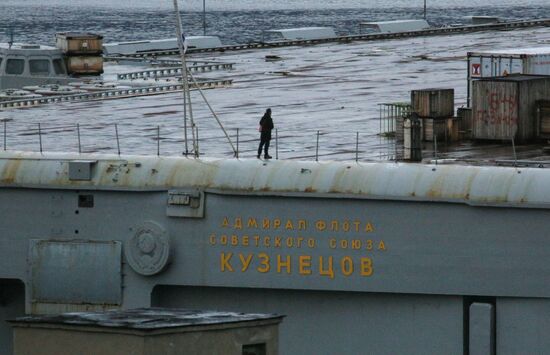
<box><xmin>126</xmin><ymin>221</ymin><xmax>171</xmax><ymax>276</ymax></box>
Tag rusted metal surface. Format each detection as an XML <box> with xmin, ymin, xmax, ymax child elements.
<box><xmin>65</xmin><ymin>56</ymin><xmax>104</xmax><ymax>75</ymax></box>
<box><xmin>1</xmin><ymin>151</ymin><xmax>550</xmax><ymax>208</ymax></box>
<box><xmin>55</xmin><ymin>32</ymin><xmax>103</xmax><ymax>55</ymax></box>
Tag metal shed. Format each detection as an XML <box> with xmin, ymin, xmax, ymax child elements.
<box><xmin>472</xmin><ymin>74</ymin><xmax>550</xmax><ymax>141</ymax></box>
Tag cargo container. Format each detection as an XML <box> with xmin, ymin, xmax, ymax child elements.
<box><xmin>411</xmin><ymin>88</ymin><xmax>454</xmax><ymax>118</ymax></box>
<box><xmin>65</xmin><ymin>56</ymin><xmax>103</xmax><ymax>75</ymax></box>
<box><xmin>467</xmin><ymin>47</ymin><xmax>550</xmax><ymax>105</ymax></box>
<box><xmin>55</xmin><ymin>32</ymin><xmax>103</xmax><ymax>55</ymax></box>
<box><xmin>472</xmin><ymin>75</ymin><xmax>550</xmax><ymax>141</ymax></box>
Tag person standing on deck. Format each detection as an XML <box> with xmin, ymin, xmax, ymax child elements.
<box><xmin>257</xmin><ymin>108</ymin><xmax>274</xmax><ymax>159</ymax></box>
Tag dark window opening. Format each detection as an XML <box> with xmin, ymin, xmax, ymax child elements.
<box><xmin>78</xmin><ymin>194</ymin><xmax>94</xmax><ymax>208</ymax></box>
<box><xmin>242</xmin><ymin>343</ymin><xmax>266</xmax><ymax>355</ymax></box>
<box><xmin>6</xmin><ymin>59</ymin><xmax>24</xmax><ymax>75</ymax></box>
<box><xmin>29</xmin><ymin>59</ymin><xmax>50</xmax><ymax>76</ymax></box>
<box><xmin>53</xmin><ymin>58</ymin><xmax>66</xmax><ymax>75</ymax></box>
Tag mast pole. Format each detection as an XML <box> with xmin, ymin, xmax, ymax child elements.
<box><xmin>423</xmin><ymin>0</ymin><xmax>427</xmax><ymax>20</ymax></box>
<box><xmin>173</xmin><ymin>0</ymin><xmax>197</xmax><ymax>156</ymax></box>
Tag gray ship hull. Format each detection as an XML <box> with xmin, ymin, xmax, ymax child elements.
<box><xmin>1</xmin><ymin>152</ymin><xmax>549</xmax><ymax>354</ymax></box>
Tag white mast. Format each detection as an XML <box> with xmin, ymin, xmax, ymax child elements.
<box><xmin>172</xmin><ymin>0</ymin><xmax>236</xmax><ymax>157</ymax></box>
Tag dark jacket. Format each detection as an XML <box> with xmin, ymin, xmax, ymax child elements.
<box><xmin>259</xmin><ymin>115</ymin><xmax>274</xmax><ymax>140</ymax></box>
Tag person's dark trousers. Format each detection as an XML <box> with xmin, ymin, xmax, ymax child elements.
<box><xmin>257</xmin><ymin>138</ymin><xmax>270</xmax><ymax>157</ymax></box>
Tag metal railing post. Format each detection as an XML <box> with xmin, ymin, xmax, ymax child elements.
<box><xmin>157</xmin><ymin>125</ymin><xmax>160</xmax><ymax>156</ymax></box>
<box><xmin>77</xmin><ymin>123</ymin><xmax>81</xmax><ymax>154</ymax></box>
<box><xmin>195</xmin><ymin>125</ymin><xmax>199</xmax><ymax>158</ymax></box>
<box><xmin>38</xmin><ymin>123</ymin><xmax>43</xmax><ymax>153</ymax></box>
<box><xmin>115</xmin><ymin>124</ymin><xmax>120</xmax><ymax>156</ymax></box>
<box><xmin>315</xmin><ymin>130</ymin><xmax>320</xmax><ymax>162</ymax></box>
<box><xmin>275</xmin><ymin>128</ymin><xmax>279</xmax><ymax>160</ymax></box>
<box><xmin>3</xmin><ymin>120</ymin><xmax>6</xmax><ymax>151</ymax></box>
<box><xmin>355</xmin><ymin>131</ymin><xmax>359</xmax><ymax>162</ymax></box>
<box><xmin>236</xmin><ymin>128</ymin><xmax>239</xmax><ymax>158</ymax></box>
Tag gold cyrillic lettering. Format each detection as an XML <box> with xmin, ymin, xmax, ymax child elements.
<box><xmin>247</xmin><ymin>217</ymin><xmax>258</xmax><ymax>228</ymax></box>
<box><xmin>221</xmin><ymin>252</ymin><xmax>233</xmax><ymax>272</ymax></box>
<box><xmin>329</xmin><ymin>239</ymin><xmax>336</xmax><ymax>249</ymax></box>
<box><xmin>330</xmin><ymin>220</ymin><xmax>339</xmax><ymax>231</ymax></box>
<box><xmin>353</xmin><ymin>221</ymin><xmax>361</xmax><ymax>232</ymax></box>
<box><xmin>242</xmin><ymin>235</ymin><xmax>249</xmax><ymax>246</ymax></box>
<box><xmin>231</xmin><ymin>235</ymin><xmax>238</xmax><ymax>246</ymax></box>
<box><xmin>315</xmin><ymin>220</ymin><xmax>326</xmax><ymax>231</ymax></box>
<box><xmin>351</xmin><ymin>239</ymin><xmax>361</xmax><ymax>250</ymax></box>
<box><xmin>285</xmin><ymin>220</ymin><xmax>294</xmax><ymax>230</ymax></box>
<box><xmin>342</xmin><ymin>220</ymin><xmax>350</xmax><ymax>232</ymax></box>
<box><xmin>378</xmin><ymin>240</ymin><xmax>386</xmax><ymax>251</ymax></box>
<box><xmin>307</xmin><ymin>238</ymin><xmax>316</xmax><ymax>248</ymax></box>
<box><xmin>233</xmin><ymin>217</ymin><xmax>243</xmax><ymax>230</ymax></box>
<box><xmin>263</xmin><ymin>236</ymin><xmax>271</xmax><ymax>247</ymax></box>
<box><xmin>297</xmin><ymin>237</ymin><xmax>304</xmax><ymax>248</ymax></box>
<box><xmin>277</xmin><ymin>255</ymin><xmax>291</xmax><ymax>274</ymax></box>
<box><xmin>274</xmin><ymin>237</ymin><xmax>282</xmax><ymax>248</ymax></box>
<box><xmin>286</xmin><ymin>237</ymin><xmax>293</xmax><ymax>248</ymax></box>
<box><xmin>220</xmin><ymin>235</ymin><xmax>228</xmax><ymax>245</ymax></box>
<box><xmin>257</xmin><ymin>253</ymin><xmax>270</xmax><ymax>273</ymax></box>
<box><xmin>262</xmin><ymin>218</ymin><xmax>270</xmax><ymax>229</ymax></box>
<box><xmin>239</xmin><ymin>253</ymin><xmax>253</xmax><ymax>272</ymax></box>
<box><xmin>340</xmin><ymin>239</ymin><xmax>348</xmax><ymax>249</ymax></box>
<box><xmin>360</xmin><ymin>257</ymin><xmax>373</xmax><ymax>276</ymax></box>
<box><xmin>299</xmin><ymin>255</ymin><xmax>312</xmax><ymax>275</ymax></box>
<box><xmin>253</xmin><ymin>235</ymin><xmax>260</xmax><ymax>247</ymax></box>
<box><xmin>298</xmin><ymin>220</ymin><xmax>307</xmax><ymax>230</ymax></box>
<box><xmin>319</xmin><ymin>256</ymin><xmax>335</xmax><ymax>279</ymax></box>
<box><xmin>341</xmin><ymin>256</ymin><xmax>353</xmax><ymax>276</ymax></box>
<box><xmin>365</xmin><ymin>222</ymin><xmax>374</xmax><ymax>233</ymax></box>
<box><xmin>209</xmin><ymin>234</ymin><xmax>216</xmax><ymax>245</ymax></box>
<box><xmin>273</xmin><ymin>219</ymin><xmax>281</xmax><ymax>229</ymax></box>
<box><xmin>366</xmin><ymin>239</ymin><xmax>373</xmax><ymax>250</ymax></box>
<box><xmin>222</xmin><ymin>217</ymin><xmax>230</xmax><ymax>227</ymax></box>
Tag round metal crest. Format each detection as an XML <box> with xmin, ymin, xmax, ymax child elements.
<box><xmin>126</xmin><ymin>221</ymin><xmax>171</xmax><ymax>276</ymax></box>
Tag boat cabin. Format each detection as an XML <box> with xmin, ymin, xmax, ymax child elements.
<box><xmin>0</xmin><ymin>44</ymin><xmax>71</xmax><ymax>90</ymax></box>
